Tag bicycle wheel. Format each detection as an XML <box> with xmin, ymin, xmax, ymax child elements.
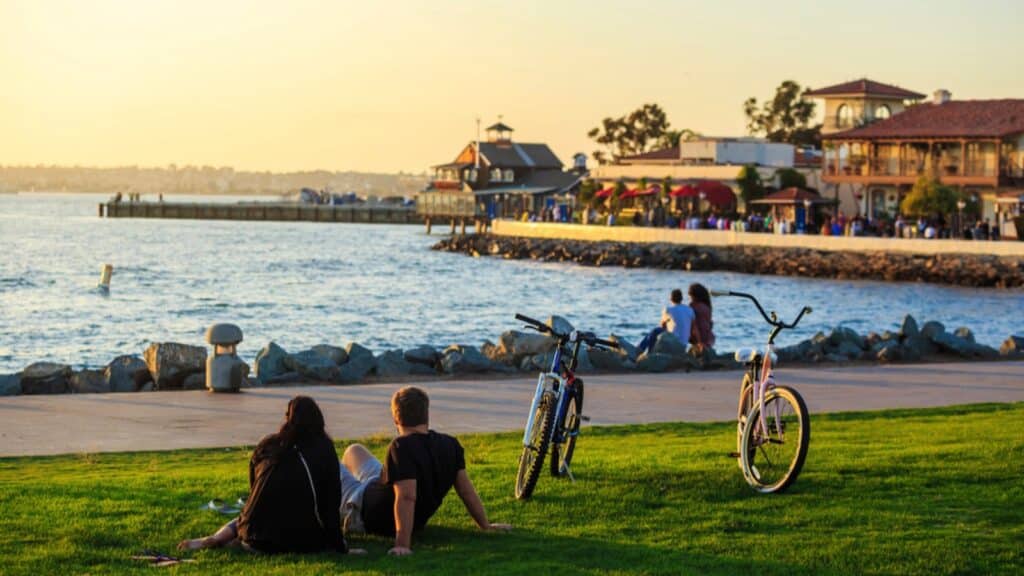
<box><xmin>740</xmin><ymin>386</ymin><xmax>809</xmax><ymax>494</ymax></box>
<box><xmin>515</xmin><ymin>390</ymin><xmax>556</xmax><ymax>500</ymax></box>
<box><xmin>736</xmin><ymin>374</ymin><xmax>754</xmax><ymax>470</ymax></box>
<box><xmin>550</xmin><ymin>380</ymin><xmax>584</xmax><ymax>478</ymax></box>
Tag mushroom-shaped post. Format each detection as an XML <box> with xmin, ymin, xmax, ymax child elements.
<box><xmin>205</xmin><ymin>323</ymin><xmax>245</xmax><ymax>393</ymax></box>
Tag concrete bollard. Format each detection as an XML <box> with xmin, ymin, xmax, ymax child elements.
<box><xmin>205</xmin><ymin>323</ymin><xmax>245</xmax><ymax>393</ymax></box>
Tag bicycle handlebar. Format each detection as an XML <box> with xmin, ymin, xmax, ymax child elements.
<box><xmin>709</xmin><ymin>290</ymin><xmax>812</xmax><ymax>330</ymax></box>
<box><xmin>514</xmin><ymin>314</ymin><xmax>620</xmax><ymax>350</ymax></box>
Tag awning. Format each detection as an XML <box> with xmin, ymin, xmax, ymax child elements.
<box><xmin>694</xmin><ymin>181</ymin><xmax>736</xmax><ymax>207</ymax></box>
<box><xmin>751</xmin><ymin>187</ymin><xmax>838</xmax><ymax>205</ymax></box>
<box><xmin>995</xmin><ymin>190</ymin><xmax>1024</xmax><ymax>204</ymax></box>
<box><xmin>670</xmin><ymin>184</ymin><xmax>698</xmax><ymax>198</ymax></box>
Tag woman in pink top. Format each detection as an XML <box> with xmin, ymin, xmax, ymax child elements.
<box><xmin>688</xmin><ymin>283</ymin><xmax>715</xmax><ymax>354</ymax></box>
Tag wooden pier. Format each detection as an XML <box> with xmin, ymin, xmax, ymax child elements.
<box><xmin>100</xmin><ymin>201</ymin><xmax>422</xmax><ymax>225</ymax></box>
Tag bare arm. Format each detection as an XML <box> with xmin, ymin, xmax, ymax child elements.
<box><xmin>389</xmin><ymin>479</ymin><xmax>417</xmax><ymax>555</ymax></box>
<box><xmin>454</xmin><ymin>469</ymin><xmax>511</xmax><ymax>531</ymax></box>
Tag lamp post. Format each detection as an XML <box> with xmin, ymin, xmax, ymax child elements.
<box><xmin>956</xmin><ymin>199</ymin><xmax>966</xmax><ymax>238</ymax></box>
<box><xmin>803</xmin><ymin>198</ymin><xmax>813</xmax><ymax>233</ymax></box>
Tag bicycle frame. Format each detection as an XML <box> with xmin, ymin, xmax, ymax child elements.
<box><xmin>520</xmin><ymin>337</ymin><xmax>580</xmax><ymax>448</ymax></box>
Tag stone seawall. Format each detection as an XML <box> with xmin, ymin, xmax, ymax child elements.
<box><xmin>433</xmin><ymin>234</ymin><xmax>1024</xmax><ymax>288</ymax></box>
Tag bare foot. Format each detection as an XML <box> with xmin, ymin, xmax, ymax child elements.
<box><xmin>177</xmin><ymin>537</ymin><xmax>216</xmax><ymax>551</ymax></box>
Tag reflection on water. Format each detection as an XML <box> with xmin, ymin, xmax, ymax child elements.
<box><xmin>1</xmin><ymin>193</ymin><xmax>1021</xmax><ymax>371</ymax></box>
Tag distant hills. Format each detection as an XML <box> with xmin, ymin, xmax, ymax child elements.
<box><xmin>0</xmin><ymin>165</ymin><xmax>427</xmax><ymax>198</ymax></box>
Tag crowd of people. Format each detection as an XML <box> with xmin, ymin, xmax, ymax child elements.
<box><xmin>178</xmin><ymin>388</ymin><xmax>510</xmax><ymax>557</ymax></box>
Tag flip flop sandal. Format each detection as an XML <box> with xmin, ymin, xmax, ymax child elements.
<box><xmin>132</xmin><ymin>550</ymin><xmax>195</xmax><ymax>567</ymax></box>
<box><xmin>202</xmin><ymin>499</ymin><xmax>241</xmax><ymax>515</ymax></box>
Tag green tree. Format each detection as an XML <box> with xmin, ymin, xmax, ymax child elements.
<box><xmin>743</xmin><ymin>80</ymin><xmax>822</xmax><ymax>147</ymax></box>
<box><xmin>578</xmin><ymin>179</ymin><xmax>598</xmax><ymax>208</ymax></box>
<box><xmin>774</xmin><ymin>167</ymin><xmax>807</xmax><ymax>190</ymax></box>
<box><xmin>658</xmin><ymin>128</ymin><xmax>702</xmax><ymax>149</ymax></box>
<box><xmin>900</xmin><ymin>176</ymin><xmax>959</xmax><ymax>217</ymax></box>
<box><xmin>736</xmin><ymin>165</ymin><xmax>764</xmax><ymax>205</ymax></box>
<box><xmin>587</xmin><ymin>103</ymin><xmax>672</xmax><ymax>164</ymax></box>
<box><xmin>611</xmin><ymin>181</ymin><xmax>627</xmax><ymax>214</ymax></box>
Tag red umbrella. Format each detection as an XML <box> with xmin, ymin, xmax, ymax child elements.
<box><xmin>633</xmin><ymin>185</ymin><xmax>659</xmax><ymax>197</ymax></box>
<box><xmin>694</xmin><ymin>180</ymin><xmax>736</xmax><ymax>207</ymax></box>
<box><xmin>594</xmin><ymin>187</ymin><xmax>615</xmax><ymax>198</ymax></box>
<box><xmin>619</xmin><ymin>188</ymin><xmax>639</xmax><ymax>199</ymax></box>
<box><xmin>670</xmin><ymin>184</ymin><xmax>698</xmax><ymax>198</ymax></box>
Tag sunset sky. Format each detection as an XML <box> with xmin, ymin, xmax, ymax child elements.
<box><xmin>1</xmin><ymin>0</ymin><xmax>1021</xmax><ymax>174</ymax></box>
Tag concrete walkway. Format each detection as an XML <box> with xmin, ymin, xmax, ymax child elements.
<box><xmin>1</xmin><ymin>361</ymin><xmax>1022</xmax><ymax>457</ymax></box>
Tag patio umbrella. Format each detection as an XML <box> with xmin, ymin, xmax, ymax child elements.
<box><xmin>694</xmin><ymin>181</ymin><xmax>736</xmax><ymax>207</ymax></box>
<box><xmin>670</xmin><ymin>184</ymin><xmax>698</xmax><ymax>198</ymax></box>
<box><xmin>594</xmin><ymin>187</ymin><xmax>615</xmax><ymax>199</ymax></box>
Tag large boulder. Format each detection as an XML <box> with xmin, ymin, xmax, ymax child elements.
<box><xmin>921</xmin><ymin>321</ymin><xmax>946</xmax><ymax>340</ymax></box>
<box><xmin>311</xmin><ymin>344</ymin><xmax>348</xmax><ymax>365</ymax></box>
<box><xmin>546</xmin><ymin>315</ymin><xmax>575</xmax><ymax>335</ymax></box>
<box><xmin>899</xmin><ymin>315</ymin><xmax>920</xmax><ymax>339</ymax></box>
<box><xmin>404</xmin><ymin>346</ymin><xmax>439</xmax><ymax>367</ymax></box>
<box><xmin>0</xmin><ymin>373</ymin><xmax>21</xmax><ymax>396</ymax></box>
<box><xmin>104</xmin><ymin>355</ymin><xmax>148</xmax><ymax>393</ymax></box>
<box><xmin>902</xmin><ymin>335</ymin><xmax>938</xmax><ymax>359</ymax></box>
<box><xmin>144</xmin><ymin>342</ymin><xmax>206</xmax><ymax>389</ymax></box>
<box><xmin>375</xmin><ymin>350</ymin><xmax>431</xmax><ymax>378</ymax></box>
<box><xmin>652</xmin><ymin>331</ymin><xmax>688</xmax><ymax>357</ymax></box>
<box><xmin>635</xmin><ymin>352</ymin><xmax>691</xmax><ymax>373</ymax></box>
<box><xmin>182</xmin><ymin>373</ymin><xmax>207</xmax><ymax>390</ymax></box>
<box><xmin>828</xmin><ymin>326</ymin><xmax>865</xmax><ymax>351</ymax></box>
<box><xmin>609</xmin><ymin>334</ymin><xmax>638</xmax><ymax>362</ymax></box>
<box><xmin>20</xmin><ymin>362</ymin><xmax>72</xmax><ymax>394</ymax></box>
<box><xmin>588</xmin><ymin>347</ymin><xmax>634</xmax><ymax>371</ymax></box>
<box><xmin>575</xmin><ymin>346</ymin><xmax>595</xmax><ymax>373</ymax></box>
<box><xmin>834</xmin><ymin>339</ymin><xmax>863</xmax><ymax>360</ymax></box>
<box><xmin>495</xmin><ymin>330</ymin><xmax>556</xmax><ymax>363</ymax></box>
<box><xmin>254</xmin><ymin>342</ymin><xmax>290</xmax><ymax>384</ymax></box>
<box><xmin>440</xmin><ymin>345</ymin><xmax>498</xmax><ymax>374</ymax></box>
<box><xmin>285</xmin><ymin>349</ymin><xmax>342</xmax><ymax>382</ymax></box>
<box><xmin>875</xmin><ymin>341</ymin><xmax>902</xmax><ymax>363</ymax></box>
<box><xmin>952</xmin><ymin>327</ymin><xmax>975</xmax><ymax>343</ymax></box>
<box><xmin>1000</xmin><ymin>335</ymin><xmax>1024</xmax><ymax>357</ymax></box>
<box><xmin>70</xmin><ymin>369</ymin><xmax>109</xmax><ymax>394</ymax></box>
<box><xmin>339</xmin><ymin>343</ymin><xmax>376</xmax><ymax>383</ymax></box>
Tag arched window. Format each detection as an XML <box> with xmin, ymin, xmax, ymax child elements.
<box><xmin>837</xmin><ymin>104</ymin><xmax>853</xmax><ymax>128</ymax></box>
<box><xmin>875</xmin><ymin>104</ymin><xmax>891</xmax><ymax>120</ymax></box>
<box><xmin>504</xmin><ymin>169</ymin><xmax>514</xmax><ymax>182</ymax></box>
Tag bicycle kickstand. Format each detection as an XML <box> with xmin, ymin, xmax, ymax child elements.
<box><xmin>565</xmin><ymin>463</ymin><xmax>576</xmax><ymax>483</ymax></box>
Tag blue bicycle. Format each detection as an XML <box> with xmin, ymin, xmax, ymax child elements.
<box><xmin>513</xmin><ymin>314</ymin><xmax>620</xmax><ymax>500</ymax></box>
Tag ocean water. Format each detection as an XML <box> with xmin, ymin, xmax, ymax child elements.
<box><xmin>1</xmin><ymin>193</ymin><xmax>1021</xmax><ymax>372</ymax></box>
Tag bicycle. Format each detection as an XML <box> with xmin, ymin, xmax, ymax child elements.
<box><xmin>513</xmin><ymin>313</ymin><xmax>620</xmax><ymax>500</ymax></box>
<box><xmin>711</xmin><ymin>290</ymin><xmax>812</xmax><ymax>494</ymax></box>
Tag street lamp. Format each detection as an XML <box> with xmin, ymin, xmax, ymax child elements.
<box><xmin>803</xmin><ymin>198</ymin><xmax>813</xmax><ymax>232</ymax></box>
<box><xmin>956</xmin><ymin>199</ymin><xmax>967</xmax><ymax>238</ymax></box>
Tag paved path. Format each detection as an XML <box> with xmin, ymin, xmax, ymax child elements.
<box><xmin>1</xmin><ymin>362</ymin><xmax>1022</xmax><ymax>457</ymax></box>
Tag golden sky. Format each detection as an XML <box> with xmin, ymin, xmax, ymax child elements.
<box><xmin>1</xmin><ymin>0</ymin><xmax>1021</xmax><ymax>173</ymax></box>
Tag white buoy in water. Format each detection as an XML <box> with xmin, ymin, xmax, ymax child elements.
<box><xmin>98</xmin><ymin>264</ymin><xmax>113</xmax><ymax>292</ymax></box>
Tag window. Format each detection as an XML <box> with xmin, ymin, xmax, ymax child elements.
<box><xmin>836</xmin><ymin>104</ymin><xmax>853</xmax><ymax>128</ymax></box>
<box><xmin>504</xmin><ymin>169</ymin><xmax>514</xmax><ymax>182</ymax></box>
<box><xmin>490</xmin><ymin>168</ymin><xmax>501</xmax><ymax>182</ymax></box>
<box><xmin>875</xmin><ymin>104</ymin><xmax>891</xmax><ymax>120</ymax></box>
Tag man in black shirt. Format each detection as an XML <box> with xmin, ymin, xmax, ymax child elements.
<box><xmin>339</xmin><ymin>386</ymin><xmax>511</xmax><ymax>555</ymax></box>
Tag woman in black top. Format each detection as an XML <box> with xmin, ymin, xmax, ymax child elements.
<box><xmin>179</xmin><ymin>396</ymin><xmax>361</xmax><ymax>555</ymax></box>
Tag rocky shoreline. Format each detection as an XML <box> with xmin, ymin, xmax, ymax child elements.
<box><xmin>433</xmin><ymin>235</ymin><xmax>1024</xmax><ymax>288</ymax></box>
<box><xmin>1</xmin><ymin>315</ymin><xmax>1022</xmax><ymax>397</ymax></box>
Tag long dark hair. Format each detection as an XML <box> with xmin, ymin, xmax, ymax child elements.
<box><xmin>688</xmin><ymin>283</ymin><xmax>712</xmax><ymax>311</ymax></box>
<box><xmin>258</xmin><ymin>396</ymin><xmax>330</xmax><ymax>461</ymax></box>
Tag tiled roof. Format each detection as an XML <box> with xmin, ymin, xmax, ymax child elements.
<box><xmin>805</xmin><ymin>78</ymin><xmax>925</xmax><ymax>100</ymax></box>
<box><xmin>475</xmin><ymin>169</ymin><xmax>580</xmax><ymax>195</ymax></box>
<box><xmin>823</xmin><ymin>99</ymin><xmax>1024</xmax><ymax>140</ymax></box>
<box><xmin>478</xmin><ymin>142</ymin><xmax>563</xmax><ymax>169</ymax></box>
<box><xmin>619</xmin><ymin>147</ymin><xmax>680</xmax><ymax>162</ymax></box>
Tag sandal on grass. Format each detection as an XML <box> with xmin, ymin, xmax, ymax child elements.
<box><xmin>132</xmin><ymin>550</ymin><xmax>196</xmax><ymax>567</ymax></box>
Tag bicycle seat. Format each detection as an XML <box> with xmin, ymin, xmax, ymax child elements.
<box><xmin>734</xmin><ymin>348</ymin><xmax>777</xmax><ymax>364</ymax></box>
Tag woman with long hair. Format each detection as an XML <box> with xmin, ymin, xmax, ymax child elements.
<box><xmin>179</xmin><ymin>396</ymin><xmax>362</xmax><ymax>555</ymax></box>
<box><xmin>688</xmin><ymin>283</ymin><xmax>716</xmax><ymax>355</ymax></box>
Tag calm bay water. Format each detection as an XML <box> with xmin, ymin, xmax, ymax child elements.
<box><xmin>1</xmin><ymin>193</ymin><xmax>1021</xmax><ymax>372</ymax></box>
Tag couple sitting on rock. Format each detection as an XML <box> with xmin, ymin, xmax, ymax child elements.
<box><xmin>179</xmin><ymin>387</ymin><xmax>509</xmax><ymax>556</ymax></box>
<box><xmin>637</xmin><ymin>283</ymin><xmax>715</xmax><ymax>358</ymax></box>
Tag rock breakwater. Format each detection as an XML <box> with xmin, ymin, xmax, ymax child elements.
<box><xmin>0</xmin><ymin>315</ymin><xmax>1021</xmax><ymax>397</ymax></box>
<box><xmin>433</xmin><ymin>235</ymin><xmax>1024</xmax><ymax>288</ymax></box>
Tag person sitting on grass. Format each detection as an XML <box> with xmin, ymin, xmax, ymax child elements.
<box><xmin>178</xmin><ymin>396</ymin><xmax>363</xmax><ymax>556</ymax></box>
<box><xmin>339</xmin><ymin>386</ymin><xmax>511</xmax><ymax>556</ymax></box>
<box><xmin>637</xmin><ymin>288</ymin><xmax>694</xmax><ymax>356</ymax></box>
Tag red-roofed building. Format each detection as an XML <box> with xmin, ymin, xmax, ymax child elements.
<box><xmin>807</xmin><ymin>78</ymin><xmax>926</xmax><ymax>136</ymax></box>
<box><xmin>819</xmin><ymin>94</ymin><xmax>1024</xmax><ymax>238</ymax></box>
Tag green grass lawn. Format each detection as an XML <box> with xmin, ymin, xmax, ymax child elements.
<box><xmin>1</xmin><ymin>403</ymin><xmax>1022</xmax><ymax>575</ymax></box>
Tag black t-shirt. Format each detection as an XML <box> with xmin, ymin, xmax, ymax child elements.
<box><xmin>361</xmin><ymin>430</ymin><xmax>466</xmax><ymax>536</ymax></box>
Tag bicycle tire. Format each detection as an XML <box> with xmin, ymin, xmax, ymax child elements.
<box><xmin>515</xmin><ymin>390</ymin><xmax>556</xmax><ymax>500</ymax></box>
<box><xmin>740</xmin><ymin>386</ymin><xmax>810</xmax><ymax>494</ymax></box>
<box><xmin>551</xmin><ymin>380</ymin><xmax>584</xmax><ymax>478</ymax></box>
<box><xmin>736</xmin><ymin>374</ymin><xmax>754</xmax><ymax>470</ymax></box>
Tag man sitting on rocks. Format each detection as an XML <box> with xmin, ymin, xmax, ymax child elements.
<box><xmin>637</xmin><ymin>288</ymin><xmax>694</xmax><ymax>356</ymax></box>
<box><xmin>339</xmin><ymin>386</ymin><xmax>510</xmax><ymax>555</ymax></box>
